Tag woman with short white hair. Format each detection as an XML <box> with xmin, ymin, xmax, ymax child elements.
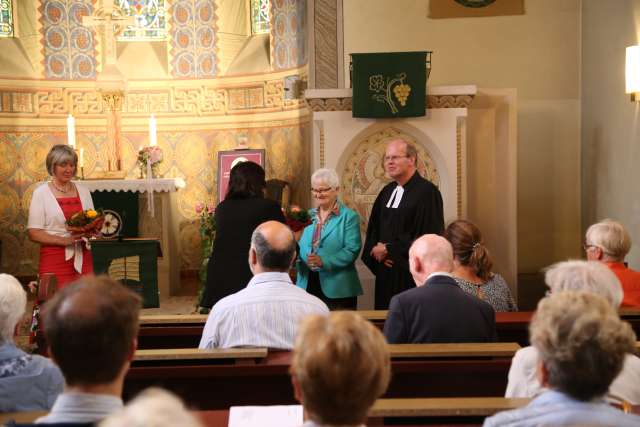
<box><xmin>0</xmin><ymin>274</ymin><xmax>64</xmax><ymax>411</ymax></box>
<box><xmin>505</xmin><ymin>260</ymin><xmax>640</xmax><ymax>405</ymax></box>
<box><xmin>584</xmin><ymin>219</ymin><xmax>640</xmax><ymax>307</ymax></box>
<box><xmin>100</xmin><ymin>388</ymin><xmax>203</xmax><ymax>427</ymax></box>
<box><xmin>487</xmin><ymin>292</ymin><xmax>640</xmax><ymax>426</ymax></box>
<box><xmin>296</xmin><ymin>168</ymin><xmax>363</xmax><ymax>310</ymax></box>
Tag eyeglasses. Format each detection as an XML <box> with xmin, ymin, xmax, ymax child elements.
<box><xmin>311</xmin><ymin>187</ymin><xmax>333</xmax><ymax>194</ymax></box>
<box><xmin>383</xmin><ymin>155</ymin><xmax>410</xmax><ymax>162</ymax></box>
<box><xmin>582</xmin><ymin>243</ymin><xmax>599</xmax><ymax>252</ymax></box>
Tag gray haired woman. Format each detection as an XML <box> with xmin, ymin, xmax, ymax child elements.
<box><xmin>0</xmin><ymin>274</ymin><xmax>64</xmax><ymax>411</ymax></box>
<box><xmin>27</xmin><ymin>144</ymin><xmax>95</xmax><ymax>287</ymax></box>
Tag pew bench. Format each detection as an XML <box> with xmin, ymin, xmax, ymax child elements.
<box><xmin>125</xmin><ymin>343</ymin><xmax>519</xmax><ymax>410</ymax></box>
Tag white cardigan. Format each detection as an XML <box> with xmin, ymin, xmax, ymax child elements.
<box><xmin>28</xmin><ymin>182</ymin><xmax>94</xmax><ymax>273</ymax></box>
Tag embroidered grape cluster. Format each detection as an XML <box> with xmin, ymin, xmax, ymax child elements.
<box><xmin>393</xmin><ymin>83</ymin><xmax>411</xmax><ymax>106</ymax></box>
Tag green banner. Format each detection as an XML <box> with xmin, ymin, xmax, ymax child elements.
<box><xmin>352</xmin><ymin>52</ymin><xmax>427</xmax><ymax>118</ymax></box>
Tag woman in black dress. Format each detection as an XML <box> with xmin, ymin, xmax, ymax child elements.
<box><xmin>200</xmin><ymin>161</ymin><xmax>285</xmax><ymax>309</ymax></box>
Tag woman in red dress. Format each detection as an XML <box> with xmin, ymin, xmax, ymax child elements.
<box><xmin>28</xmin><ymin>145</ymin><xmax>95</xmax><ymax>288</ymax></box>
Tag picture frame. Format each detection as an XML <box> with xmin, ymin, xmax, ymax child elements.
<box><xmin>217</xmin><ymin>149</ymin><xmax>266</xmax><ymax>203</ymax></box>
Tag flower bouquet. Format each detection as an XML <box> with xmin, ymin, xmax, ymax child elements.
<box><xmin>66</xmin><ymin>208</ymin><xmax>104</xmax><ymax>234</ymax></box>
<box><xmin>195</xmin><ymin>202</ymin><xmax>216</xmax><ymax>313</ymax></box>
<box><xmin>284</xmin><ymin>205</ymin><xmax>311</xmax><ymax>232</ymax></box>
<box><xmin>137</xmin><ymin>146</ymin><xmax>163</xmax><ymax>178</ymax></box>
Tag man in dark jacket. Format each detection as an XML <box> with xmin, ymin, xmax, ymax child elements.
<box><xmin>383</xmin><ymin>234</ymin><xmax>497</xmax><ymax>344</ymax></box>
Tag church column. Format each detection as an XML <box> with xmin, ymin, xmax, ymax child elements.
<box><xmin>307</xmin><ymin>0</ymin><xmax>344</xmax><ymax>89</ymax></box>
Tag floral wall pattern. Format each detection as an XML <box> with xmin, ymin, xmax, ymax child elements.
<box><xmin>170</xmin><ymin>0</ymin><xmax>218</xmax><ymax>78</ymax></box>
<box><xmin>271</xmin><ymin>0</ymin><xmax>306</xmax><ymax>70</ymax></box>
<box><xmin>40</xmin><ymin>0</ymin><xmax>97</xmax><ymax>79</ymax></box>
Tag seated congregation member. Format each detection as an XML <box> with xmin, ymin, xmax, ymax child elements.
<box><xmin>36</xmin><ymin>275</ymin><xmax>141</xmax><ymax>425</ymax></box>
<box><xmin>99</xmin><ymin>388</ymin><xmax>203</xmax><ymax>427</ymax></box>
<box><xmin>485</xmin><ymin>292</ymin><xmax>640</xmax><ymax>427</ymax></box>
<box><xmin>383</xmin><ymin>234</ymin><xmax>497</xmax><ymax>344</ymax></box>
<box><xmin>585</xmin><ymin>219</ymin><xmax>640</xmax><ymax>307</ymax></box>
<box><xmin>199</xmin><ymin>221</ymin><xmax>328</xmax><ymax>350</ymax></box>
<box><xmin>506</xmin><ymin>260</ymin><xmax>640</xmax><ymax>404</ymax></box>
<box><xmin>0</xmin><ymin>274</ymin><xmax>63</xmax><ymax>412</ymax></box>
<box><xmin>297</xmin><ymin>168</ymin><xmax>363</xmax><ymax>310</ymax></box>
<box><xmin>444</xmin><ymin>220</ymin><xmax>517</xmax><ymax>311</ymax></box>
<box><xmin>290</xmin><ymin>311</ymin><xmax>390</xmax><ymax>427</ymax></box>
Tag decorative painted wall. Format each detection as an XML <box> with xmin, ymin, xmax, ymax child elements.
<box><xmin>271</xmin><ymin>0</ymin><xmax>306</xmax><ymax>70</ymax></box>
<box><xmin>170</xmin><ymin>0</ymin><xmax>218</xmax><ymax>78</ymax></box>
<box><xmin>39</xmin><ymin>0</ymin><xmax>97</xmax><ymax>79</ymax></box>
<box><xmin>0</xmin><ymin>122</ymin><xmax>309</xmax><ymax>275</ymax></box>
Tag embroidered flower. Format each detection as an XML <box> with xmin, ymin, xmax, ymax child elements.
<box><xmin>369</xmin><ymin>75</ymin><xmax>385</xmax><ymax>92</ymax></box>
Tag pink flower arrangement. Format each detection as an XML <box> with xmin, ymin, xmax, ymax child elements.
<box><xmin>137</xmin><ymin>146</ymin><xmax>163</xmax><ymax>178</ymax></box>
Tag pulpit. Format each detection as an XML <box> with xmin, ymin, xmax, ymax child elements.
<box><xmin>80</xmin><ymin>178</ymin><xmax>185</xmax><ymax>301</ymax></box>
<box><xmin>92</xmin><ymin>238</ymin><xmax>161</xmax><ymax>308</ymax></box>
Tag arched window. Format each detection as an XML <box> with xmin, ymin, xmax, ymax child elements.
<box><xmin>250</xmin><ymin>0</ymin><xmax>270</xmax><ymax>35</ymax></box>
<box><xmin>0</xmin><ymin>0</ymin><xmax>14</xmax><ymax>38</ymax></box>
<box><xmin>117</xmin><ymin>0</ymin><xmax>167</xmax><ymax>40</ymax></box>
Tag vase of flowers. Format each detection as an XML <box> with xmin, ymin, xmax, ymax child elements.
<box><xmin>195</xmin><ymin>201</ymin><xmax>216</xmax><ymax>313</ymax></box>
<box><xmin>137</xmin><ymin>146</ymin><xmax>163</xmax><ymax>178</ymax></box>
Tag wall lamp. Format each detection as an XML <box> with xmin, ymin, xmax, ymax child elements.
<box><xmin>626</xmin><ymin>46</ymin><xmax>640</xmax><ymax>101</ymax></box>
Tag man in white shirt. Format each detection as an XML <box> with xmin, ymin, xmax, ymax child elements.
<box><xmin>199</xmin><ymin>221</ymin><xmax>328</xmax><ymax>350</ymax></box>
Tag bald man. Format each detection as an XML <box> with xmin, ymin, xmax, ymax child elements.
<box><xmin>383</xmin><ymin>234</ymin><xmax>496</xmax><ymax>344</ymax></box>
<box><xmin>199</xmin><ymin>221</ymin><xmax>328</xmax><ymax>350</ymax></box>
<box><xmin>38</xmin><ymin>275</ymin><xmax>141</xmax><ymax>424</ymax></box>
<box><xmin>362</xmin><ymin>138</ymin><xmax>444</xmax><ymax>310</ymax></box>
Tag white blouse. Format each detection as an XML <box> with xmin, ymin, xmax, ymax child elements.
<box><xmin>28</xmin><ymin>182</ymin><xmax>94</xmax><ymax>273</ymax></box>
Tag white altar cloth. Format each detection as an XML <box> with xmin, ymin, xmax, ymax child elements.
<box><xmin>76</xmin><ymin>178</ymin><xmax>186</xmax><ymax>193</ymax></box>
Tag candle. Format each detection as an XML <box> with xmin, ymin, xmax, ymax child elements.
<box><xmin>149</xmin><ymin>114</ymin><xmax>157</xmax><ymax>147</ymax></box>
<box><xmin>79</xmin><ymin>148</ymin><xmax>84</xmax><ymax>168</ymax></box>
<box><xmin>67</xmin><ymin>114</ymin><xmax>76</xmax><ymax>148</ymax></box>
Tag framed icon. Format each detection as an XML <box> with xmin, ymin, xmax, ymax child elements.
<box><xmin>217</xmin><ymin>149</ymin><xmax>266</xmax><ymax>203</ymax></box>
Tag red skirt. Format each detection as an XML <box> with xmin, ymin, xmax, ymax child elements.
<box><xmin>39</xmin><ymin>244</ymin><xmax>93</xmax><ymax>289</ymax></box>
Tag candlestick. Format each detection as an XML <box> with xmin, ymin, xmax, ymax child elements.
<box><xmin>79</xmin><ymin>148</ymin><xmax>84</xmax><ymax>168</ymax></box>
<box><xmin>67</xmin><ymin>114</ymin><xmax>76</xmax><ymax>148</ymax></box>
<box><xmin>149</xmin><ymin>114</ymin><xmax>157</xmax><ymax>147</ymax></box>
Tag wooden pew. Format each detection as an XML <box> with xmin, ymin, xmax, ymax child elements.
<box><xmin>135</xmin><ymin>347</ymin><xmax>267</xmax><ymax>362</ymax></box>
<box><xmin>124</xmin><ymin>343</ymin><xmax>519</xmax><ymax>410</ymax></box>
<box><xmin>194</xmin><ymin>397</ymin><xmax>531</xmax><ymax>427</ymax></box>
<box><xmin>137</xmin><ymin>311</ymin><xmax>531</xmax><ymax>349</ymax></box>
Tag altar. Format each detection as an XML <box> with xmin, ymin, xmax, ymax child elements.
<box><xmin>80</xmin><ymin>178</ymin><xmax>186</xmax><ymax>302</ymax></box>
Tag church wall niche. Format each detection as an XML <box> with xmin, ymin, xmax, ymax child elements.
<box><xmin>336</xmin><ymin>123</ymin><xmax>452</xmax><ymax>234</ymax></box>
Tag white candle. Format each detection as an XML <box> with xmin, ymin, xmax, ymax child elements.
<box><xmin>79</xmin><ymin>148</ymin><xmax>84</xmax><ymax>168</ymax></box>
<box><xmin>149</xmin><ymin>114</ymin><xmax>157</xmax><ymax>147</ymax></box>
<box><xmin>67</xmin><ymin>114</ymin><xmax>76</xmax><ymax>148</ymax></box>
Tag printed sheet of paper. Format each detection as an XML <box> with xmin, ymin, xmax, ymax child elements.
<box><xmin>228</xmin><ymin>405</ymin><xmax>303</xmax><ymax>427</ymax></box>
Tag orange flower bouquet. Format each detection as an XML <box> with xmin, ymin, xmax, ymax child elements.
<box><xmin>66</xmin><ymin>208</ymin><xmax>104</xmax><ymax>235</ymax></box>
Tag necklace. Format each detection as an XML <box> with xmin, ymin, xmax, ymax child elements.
<box><xmin>51</xmin><ymin>181</ymin><xmax>72</xmax><ymax>194</ymax></box>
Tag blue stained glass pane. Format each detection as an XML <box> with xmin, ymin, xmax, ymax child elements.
<box><xmin>0</xmin><ymin>0</ymin><xmax>14</xmax><ymax>38</ymax></box>
<box><xmin>117</xmin><ymin>0</ymin><xmax>166</xmax><ymax>40</ymax></box>
<box><xmin>251</xmin><ymin>0</ymin><xmax>270</xmax><ymax>35</ymax></box>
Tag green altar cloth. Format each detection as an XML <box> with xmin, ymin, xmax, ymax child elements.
<box><xmin>91</xmin><ymin>239</ymin><xmax>161</xmax><ymax>308</ymax></box>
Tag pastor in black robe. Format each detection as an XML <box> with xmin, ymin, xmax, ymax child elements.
<box><xmin>362</xmin><ymin>171</ymin><xmax>444</xmax><ymax>309</ymax></box>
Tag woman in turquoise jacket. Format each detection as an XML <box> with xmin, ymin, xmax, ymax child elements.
<box><xmin>297</xmin><ymin>168</ymin><xmax>363</xmax><ymax>310</ymax></box>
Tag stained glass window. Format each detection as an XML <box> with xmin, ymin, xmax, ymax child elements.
<box><xmin>0</xmin><ymin>0</ymin><xmax>14</xmax><ymax>38</ymax></box>
<box><xmin>117</xmin><ymin>0</ymin><xmax>167</xmax><ymax>40</ymax></box>
<box><xmin>250</xmin><ymin>0</ymin><xmax>270</xmax><ymax>35</ymax></box>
